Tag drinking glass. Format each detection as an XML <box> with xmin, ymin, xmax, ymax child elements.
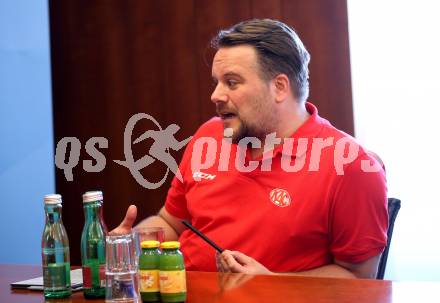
<box><xmin>105</xmin><ymin>233</ymin><xmax>140</xmax><ymax>303</ymax></box>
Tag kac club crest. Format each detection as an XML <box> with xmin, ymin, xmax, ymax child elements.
<box><xmin>269</xmin><ymin>188</ymin><xmax>291</xmax><ymax>207</ymax></box>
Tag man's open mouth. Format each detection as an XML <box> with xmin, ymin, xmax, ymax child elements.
<box><xmin>219</xmin><ymin>112</ymin><xmax>236</xmax><ymax>120</ymax></box>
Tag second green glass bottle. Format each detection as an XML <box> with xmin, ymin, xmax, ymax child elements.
<box><xmin>80</xmin><ymin>191</ymin><xmax>108</xmax><ymax>298</ymax></box>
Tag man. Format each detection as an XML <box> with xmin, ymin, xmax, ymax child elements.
<box><xmin>112</xmin><ymin>19</ymin><xmax>388</xmax><ymax>279</ymax></box>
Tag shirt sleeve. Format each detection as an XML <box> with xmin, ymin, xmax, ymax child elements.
<box><xmin>164</xmin><ymin>138</ymin><xmax>193</xmax><ymax>220</ymax></box>
<box><xmin>329</xmin><ymin>153</ymin><xmax>388</xmax><ymax>264</ymax></box>
<box><xmin>164</xmin><ymin>117</ymin><xmax>223</xmax><ymax>220</ymax></box>
<box><xmin>165</xmin><ymin>175</ymin><xmax>190</xmax><ymax>219</ymax></box>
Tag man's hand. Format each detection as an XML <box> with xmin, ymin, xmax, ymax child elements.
<box><xmin>109</xmin><ymin>205</ymin><xmax>182</xmax><ymax>240</ymax></box>
<box><xmin>217</xmin><ymin>250</ymin><xmax>273</xmax><ymax>275</ymax></box>
<box><xmin>109</xmin><ymin>205</ymin><xmax>137</xmax><ymax>235</ymax></box>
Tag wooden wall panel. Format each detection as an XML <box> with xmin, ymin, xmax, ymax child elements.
<box><xmin>282</xmin><ymin>0</ymin><xmax>354</xmax><ymax>132</ymax></box>
<box><xmin>49</xmin><ymin>0</ymin><xmax>353</xmax><ymax>264</ymax></box>
<box><xmin>252</xmin><ymin>0</ymin><xmax>283</xmax><ymax>19</ymax></box>
<box><xmin>194</xmin><ymin>0</ymin><xmax>253</xmax><ymax>120</ymax></box>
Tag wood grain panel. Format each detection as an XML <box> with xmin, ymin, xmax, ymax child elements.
<box><xmin>251</xmin><ymin>0</ymin><xmax>283</xmax><ymax>19</ymax></box>
<box><xmin>194</xmin><ymin>0</ymin><xmax>253</xmax><ymax>121</ymax></box>
<box><xmin>281</xmin><ymin>0</ymin><xmax>354</xmax><ymax>134</ymax></box>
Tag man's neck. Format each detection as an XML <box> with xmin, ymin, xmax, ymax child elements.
<box><xmin>250</xmin><ymin>102</ymin><xmax>310</xmax><ymax>160</ymax></box>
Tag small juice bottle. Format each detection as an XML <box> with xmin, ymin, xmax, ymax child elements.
<box><xmin>159</xmin><ymin>241</ymin><xmax>186</xmax><ymax>302</ymax></box>
<box><xmin>139</xmin><ymin>240</ymin><xmax>161</xmax><ymax>302</ymax></box>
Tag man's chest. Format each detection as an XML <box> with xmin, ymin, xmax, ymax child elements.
<box><xmin>183</xmin><ymin>167</ymin><xmax>335</xmax><ymax>235</ymax></box>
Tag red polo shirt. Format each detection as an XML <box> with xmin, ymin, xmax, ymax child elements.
<box><xmin>165</xmin><ymin>103</ymin><xmax>388</xmax><ymax>272</ymax></box>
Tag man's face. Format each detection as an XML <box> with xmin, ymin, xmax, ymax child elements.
<box><xmin>211</xmin><ymin>45</ymin><xmax>279</xmax><ymax>144</ymax></box>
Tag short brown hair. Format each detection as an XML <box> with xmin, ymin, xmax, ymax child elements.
<box><xmin>211</xmin><ymin>19</ymin><xmax>310</xmax><ymax>102</ymax></box>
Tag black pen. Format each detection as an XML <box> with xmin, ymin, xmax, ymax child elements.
<box><xmin>181</xmin><ymin>220</ymin><xmax>224</xmax><ymax>253</ymax></box>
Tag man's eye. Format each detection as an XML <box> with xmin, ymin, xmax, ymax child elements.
<box><xmin>226</xmin><ymin>79</ymin><xmax>238</xmax><ymax>88</ymax></box>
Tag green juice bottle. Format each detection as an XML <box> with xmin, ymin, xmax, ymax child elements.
<box><xmin>80</xmin><ymin>191</ymin><xmax>108</xmax><ymax>298</ymax></box>
<box><xmin>159</xmin><ymin>241</ymin><xmax>187</xmax><ymax>303</ymax></box>
<box><xmin>139</xmin><ymin>240</ymin><xmax>161</xmax><ymax>302</ymax></box>
<box><xmin>41</xmin><ymin>194</ymin><xmax>71</xmax><ymax>299</ymax></box>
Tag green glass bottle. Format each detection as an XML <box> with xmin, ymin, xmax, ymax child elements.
<box><xmin>80</xmin><ymin>191</ymin><xmax>108</xmax><ymax>298</ymax></box>
<box><xmin>139</xmin><ymin>240</ymin><xmax>161</xmax><ymax>302</ymax></box>
<box><xmin>41</xmin><ymin>194</ymin><xmax>71</xmax><ymax>299</ymax></box>
<box><xmin>159</xmin><ymin>241</ymin><xmax>186</xmax><ymax>303</ymax></box>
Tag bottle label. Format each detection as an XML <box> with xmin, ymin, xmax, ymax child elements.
<box><xmin>159</xmin><ymin>270</ymin><xmax>186</xmax><ymax>293</ymax></box>
<box><xmin>99</xmin><ymin>265</ymin><xmax>105</xmax><ymax>287</ymax></box>
<box><xmin>83</xmin><ymin>266</ymin><xmax>91</xmax><ymax>288</ymax></box>
<box><xmin>83</xmin><ymin>264</ymin><xmax>105</xmax><ymax>289</ymax></box>
<box><xmin>43</xmin><ymin>263</ymin><xmax>69</xmax><ymax>290</ymax></box>
<box><xmin>139</xmin><ymin>269</ymin><xmax>159</xmax><ymax>292</ymax></box>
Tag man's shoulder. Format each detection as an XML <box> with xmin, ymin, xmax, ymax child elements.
<box><xmin>314</xmin><ymin>121</ymin><xmax>383</xmax><ymax>172</ymax></box>
<box><xmin>319</xmin><ymin>122</ymin><xmax>366</xmax><ymax>153</ymax></box>
<box><xmin>318</xmin><ymin>121</ymin><xmax>354</xmax><ymax>140</ymax></box>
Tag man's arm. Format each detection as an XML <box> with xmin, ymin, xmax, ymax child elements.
<box><xmin>136</xmin><ymin>207</ymin><xmax>186</xmax><ymax>241</ymax></box>
<box><xmin>218</xmin><ymin>250</ymin><xmax>381</xmax><ymax>279</ymax></box>
<box><xmin>110</xmin><ymin>205</ymin><xmax>186</xmax><ymax>241</ymax></box>
<box><xmin>333</xmin><ymin>255</ymin><xmax>380</xmax><ymax>279</ymax></box>
<box><xmin>285</xmin><ymin>255</ymin><xmax>380</xmax><ymax>278</ymax></box>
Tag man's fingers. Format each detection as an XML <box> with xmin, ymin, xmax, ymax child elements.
<box><xmin>109</xmin><ymin>205</ymin><xmax>137</xmax><ymax>235</ymax></box>
<box><xmin>216</xmin><ymin>251</ymin><xmax>230</xmax><ymax>272</ymax></box>
<box><xmin>222</xmin><ymin>250</ymin><xmax>245</xmax><ymax>273</ymax></box>
<box><xmin>230</xmin><ymin>251</ymin><xmax>253</xmax><ymax>265</ymax></box>
<box><xmin>121</xmin><ymin>205</ymin><xmax>137</xmax><ymax>228</ymax></box>
<box><xmin>220</xmin><ymin>250</ymin><xmax>272</xmax><ymax>275</ymax></box>
<box><xmin>215</xmin><ymin>252</ymin><xmax>224</xmax><ymax>272</ymax></box>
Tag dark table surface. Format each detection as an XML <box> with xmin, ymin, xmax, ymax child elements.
<box><xmin>1</xmin><ymin>263</ymin><xmax>439</xmax><ymax>302</ymax></box>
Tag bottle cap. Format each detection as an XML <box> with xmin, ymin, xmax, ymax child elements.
<box><xmin>44</xmin><ymin>194</ymin><xmax>62</xmax><ymax>205</ymax></box>
<box><xmin>160</xmin><ymin>241</ymin><xmax>180</xmax><ymax>249</ymax></box>
<box><xmin>141</xmin><ymin>240</ymin><xmax>160</xmax><ymax>249</ymax></box>
<box><xmin>82</xmin><ymin>191</ymin><xmax>103</xmax><ymax>203</ymax></box>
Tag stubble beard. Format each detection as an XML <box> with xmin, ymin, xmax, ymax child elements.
<box><xmin>229</xmin><ymin>108</ymin><xmax>279</xmax><ymax>145</ymax></box>
<box><xmin>230</xmin><ymin>117</ymin><xmax>266</xmax><ymax>145</ymax></box>
<box><xmin>221</xmin><ymin>90</ymin><xmax>278</xmax><ymax>145</ymax></box>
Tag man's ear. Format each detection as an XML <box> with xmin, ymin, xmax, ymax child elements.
<box><xmin>273</xmin><ymin>74</ymin><xmax>290</xmax><ymax>103</ymax></box>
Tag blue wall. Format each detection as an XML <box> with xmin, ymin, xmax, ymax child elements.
<box><xmin>0</xmin><ymin>0</ymin><xmax>54</xmax><ymax>264</ymax></box>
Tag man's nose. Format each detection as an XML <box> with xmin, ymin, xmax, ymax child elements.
<box><xmin>211</xmin><ymin>83</ymin><xmax>227</xmax><ymax>104</ymax></box>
